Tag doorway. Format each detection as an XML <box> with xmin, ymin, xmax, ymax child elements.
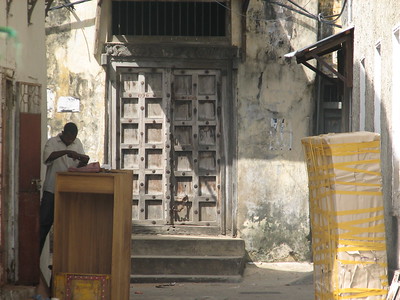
<box><xmin>113</xmin><ymin>67</ymin><xmax>224</xmax><ymax>232</ymax></box>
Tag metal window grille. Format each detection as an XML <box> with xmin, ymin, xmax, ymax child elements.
<box><xmin>18</xmin><ymin>82</ymin><xmax>41</xmax><ymax>113</ymax></box>
<box><xmin>112</xmin><ymin>1</ymin><xmax>227</xmax><ymax>37</ymax></box>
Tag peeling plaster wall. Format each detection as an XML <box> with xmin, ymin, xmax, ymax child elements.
<box><xmin>46</xmin><ymin>0</ymin><xmax>105</xmax><ymax>163</ymax></box>
<box><xmin>45</xmin><ymin>0</ymin><xmax>320</xmax><ymax>262</ymax></box>
<box><xmin>236</xmin><ymin>0</ymin><xmax>318</xmax><ymax>261</ymax></box>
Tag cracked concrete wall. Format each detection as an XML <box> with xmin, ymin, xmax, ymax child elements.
<box><xmin>46</xmin><ymin>0</ymin><xmax>105</xmax><ymax>163</ymax></box>
<box><xmin>236</xmin><ymin>0</ymin><xmax>317</xmax><ymax>261</ymax></box>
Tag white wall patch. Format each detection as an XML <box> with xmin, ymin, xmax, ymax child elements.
<box><xmin>57</xmin><ymin>96</ymin><xmax>80</xmax><ymax>112</ymax></box>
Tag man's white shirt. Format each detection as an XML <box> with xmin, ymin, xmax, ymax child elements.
<box><xmin>42</xmin><ymin>134</ymin><xmax>85</xmax><ymax>193</ymax></box>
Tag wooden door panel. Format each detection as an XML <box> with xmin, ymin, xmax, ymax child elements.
<box><xmin>199</xmin><ymin>152</ymin><xmax>216</xmax><ymax>171</ymax></box>
<box><xmin>174</xmin><ymin>126</ymin><xmax>193</xmax><ymax>147</ymax></box>
<box><xmin>121</xmin><ymin>98</ymin><xmax>139</xmax><ymax>118</ymax></box>
<box><xmin>145</xmin><ymin>123</ymin><xmax>163</xmax><ymax>143</ymax></box>
<box><xmin>175</xmin><ymin>152</ymin><xmax>193</xmax><ymax>171</ymax></box>
<box><xmin>121</xmin><ymin>149</ymin><xmax>138</xmax><ymax>169</ymax></box>
<box><xmin>199</xmin><ymin>126</ymin><xmax>216</xmax><ymax>145</ymax></box>
<box><xmin>199</xmin><ymin>203</ymin><xmax>217</xmax><ymax>222</ymax></box>
<box><xmin>174</xmin><ymin>101</ymin><xmax>192</xmax><ymax>120</ymax></box>
<box><xmin>145</xmin><ymin>199</ymin><xmax>163</xmax><ymax>220</ymax></box>
<box><xmin>146</xmin><ymin>99</ymin><xmax>163</xmax><ymax>118</ymax></box>
<box><xmin>121</xmin><ymin>74</ymin><xmax>140</xmax><ymax>96</ymax></box>
<box><xmin>118</xmin><ymin>69</ymin><xmax>170</xmax><ymax>225</ymax></box>
<box><xmin>198</xmin><ymin>101</ymin><xmax>216</xmax><ymax>120</ymax></box>
<box><xmin>18</xmin><ymin>112</ymin><xmax>41</xmax><ymax>285</ymax></box>
<box><xmin>122</xmin><ymin>124</ymin><xmax>139</xmax><ymax>144</ymax></box>
<box><xmin>144</xmin><ymin>73</ymin><xmax>163</xmax><ymax>96</ymax></box>
<box><xmin>116</xmin><ymin>68</ymin><xmax>221</xmax><ymax>228</ymax></box>
<box><xmin>198</xmin><ymin>75</ymin><xmax>216</xmax><ymax>95</ymax></box>
<box><xmin>146</xmin><ymin>150</ymin><xmax>163</xmax><ymax>169</ymax></box>
<box><xmin>145</xmin><ymin>175</ymin><xmax>163</xmax><ymax>194</ymax></box>
<box><xmin>199</xmin><ymin>176</ymin><xmax>217</xmax><ymax>196</ymax></box>
<box><xmin>175</xmin><ymin>177</ymin><xmax>193</xmax><ymax>198</ymax></box>
<box><xmin>171</xmin><ymin>70</ymin><xmax>220</xmax><ymax>226</ymax></box>
<box><xmin>174</xmin><ymin>76</ymin><xmax>192</xmax><ymax>96</ymax></box>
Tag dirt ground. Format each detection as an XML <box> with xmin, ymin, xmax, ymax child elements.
<box><xmin>129</xmin><ymin>262</ymin><xmax>314</xmax><ymax>300</ymax></box>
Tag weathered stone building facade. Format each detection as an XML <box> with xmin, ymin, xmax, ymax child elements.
<box><xmin>8</xmin><ymin>0</ymin><xmax>400</xmax><ymax>290</ymax></box>
<box><xmin>45</xmin><ymin>0</ymin><xmax>321</xmax><ymax>263</ymax></box>
<box><xmin>9</xmin><ymin>0</ymin><xmax>400</xmax><ymax>294</ymax></box>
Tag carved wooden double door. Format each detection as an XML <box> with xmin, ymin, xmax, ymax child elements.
<box><xmin>115</xmin><ymin>67</ymin><xmax>222</xmax><ymax>229</ymax></box>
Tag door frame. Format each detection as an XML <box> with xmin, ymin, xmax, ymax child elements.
<box><xmin>105</xmin><ymin>52</ymin><xmax>238</xmax><ymax>236</ymax></box>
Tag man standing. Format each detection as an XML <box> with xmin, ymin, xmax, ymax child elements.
<box><xmin>39</xmin><ymin>122</ymin><xmax>89</xmax><ymax>253</ymax></box>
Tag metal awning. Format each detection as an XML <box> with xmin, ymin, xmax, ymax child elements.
<box><xmin>285</xmin><ymin>26</ymin><xmax>354</xmax><ymax>87</ymax></box>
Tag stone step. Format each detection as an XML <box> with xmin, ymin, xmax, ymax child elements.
<box><xmin>132</xmin><ymin>255</ymin><xmax>245</xmax><ymax>275</ymax></box>
<box><xmin>131</xmin><ymin>235</ymin><xmax>247</xmax><ymax>283</ymax></box>
<box><xmin>132</xmin><ymin>234</ymin><xmax>245</xmax><ymax>256</ymax></box>
<box><xmin>130</xmin><ymin>274</ymin><xmax>243</xmax><ymax>283</ymax></box>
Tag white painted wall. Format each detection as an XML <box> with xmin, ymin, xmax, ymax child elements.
<box><xmin>359</xmin><ymin>58</ymin><xmax>366</xmax><ymax>131</ymax></box>
<box><xmin>392</xmin><ymin>27</ymin><xmax>400</xmax><ymax>169</ymax></box>
<box><xmin>0</xmin><ymin>0</ymin><xmax>47</xmax><ymax>284</ymax></box>
<box><xmin>374</xmin><ymin>42</ymin><xmax>382</xmax><ymax>134</ymax></box>
<box><xmin>345</xmin><ymin>0</ymin><xmax>400</xmax><ymax>271</ymax></box>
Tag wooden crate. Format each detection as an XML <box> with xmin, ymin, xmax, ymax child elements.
<box><xmin>53</xmin><ymin>171</ymin><xmax>133</xmax><ymax>300</ymax></box>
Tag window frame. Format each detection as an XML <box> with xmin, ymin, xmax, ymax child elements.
<box><xmin>110</xmin><ymin>0</ymin><xmax>232</xmax><ymax>45</ymax></box>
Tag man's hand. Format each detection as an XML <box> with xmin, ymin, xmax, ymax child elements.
<box><xmin>66</xmin><ymin>151</ymin><xmax>89</xmax><ymax>166</ymax></box>
<box><xmin>45</xmin><ymin>150</ymin><xmax>89</xmax><ymax>165</ymax></box>
<box><xmin>66</xmin><ymin>150</ymin><xmax>80</xmax><ymax>160</ymax></box>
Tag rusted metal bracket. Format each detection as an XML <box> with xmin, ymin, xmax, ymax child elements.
<box><xmin>27</xmin><ymin>0</ymin><xmax>38</xmax><ymax>25</ymax></box>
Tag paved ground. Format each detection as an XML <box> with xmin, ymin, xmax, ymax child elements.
<box><xmin>0</xmin><ymin>262</ymin><xmax>314</xmax><ymax>299</ymax></box>
<box><xmin>130</xmin><ymin>262</ymin><xmax>314</xmax><ymax>300</ymax></box>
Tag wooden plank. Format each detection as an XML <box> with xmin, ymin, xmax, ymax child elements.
<box><xmin>54</xmin><ymin>171</ymin><xmax>133</xmax><ymax>300</ymax></box>
<box><xmin>54</xmin><ymin>192</ymin><xmax>113</xmax><ymax>274</ymax></box>
<box><xmin>56</xmin><ymin>173</ymin><xmax>114</xmax><ymax>194</ymax></box>
<box><xmin>111</xmin><ymin>173</ymin><xmax>133</xmax><ymax>300</ymax></box>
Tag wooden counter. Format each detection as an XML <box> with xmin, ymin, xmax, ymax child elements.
<box><xmin>53</xmin><ymin>171</ymin><xmax>133</xmax><ymax>300</ymax></box>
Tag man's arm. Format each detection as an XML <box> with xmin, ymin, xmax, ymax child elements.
<box><xmin>73</xmin><ymin>138</ymin><xmax>89</xmax><ymax>167</ymax></box>
<box><xmin>45</xmin><ymin>150</ymin><xmax>89</xmax><ymax>166</ymax></box>
<box><xmin>45</xmin><ymin>150</ymin><xmax>74</xmax><ymax>163</ymax></box>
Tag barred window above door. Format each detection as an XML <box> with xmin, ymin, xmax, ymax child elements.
<box><xmin>112</xmin><ymin>1</ymin><xmax>227</xmax><ymax>37</ymax></box>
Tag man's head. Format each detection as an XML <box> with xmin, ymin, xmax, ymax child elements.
<box><xmin>61</xmin><ymin>122</ymin><xmax>78</xmax><ymax>146</ymax></box>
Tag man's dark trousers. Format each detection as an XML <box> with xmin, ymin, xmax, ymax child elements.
<box><xmin>39</xmin><ymin>191</ymin><xmax>54</xmax><ymax>254</ymax></box>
